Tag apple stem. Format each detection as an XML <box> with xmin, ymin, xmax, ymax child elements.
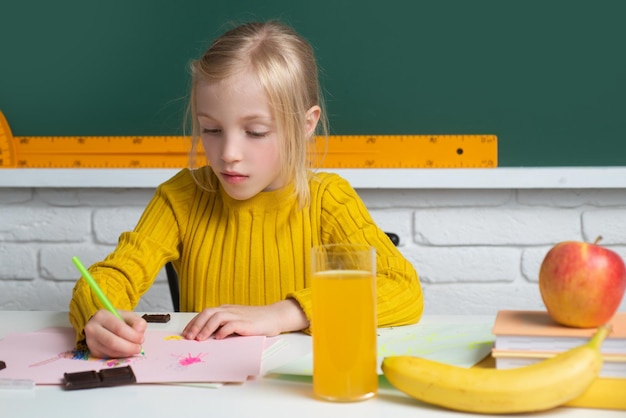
<box><xmin>594</xmin><ymin>236</ymin><xmax>603</xmax><ymax>245</ymax></box>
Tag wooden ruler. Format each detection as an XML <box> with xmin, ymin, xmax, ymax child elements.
<box><xmin>0</xmin><ymin>111</ymin><xmax>497</xmax><ymax>169</ymax></box>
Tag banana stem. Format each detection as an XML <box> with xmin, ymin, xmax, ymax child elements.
<box><xmin>588</xmin><ymin>324</ymin><xmax>612</xmax><ymax>350</ymax></box>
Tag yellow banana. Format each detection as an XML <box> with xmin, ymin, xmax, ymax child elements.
<box><xmin>381</xmin><ymin>324</ymin><xmax>610</xmax><ymax>414</ymax></box>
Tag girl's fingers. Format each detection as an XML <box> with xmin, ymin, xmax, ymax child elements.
<box><xmin>183</xmin><ymin>308</ymin><xmax>232</xmax><ymax>340</ymax></box>
<box><xmin>85</xmin><ymin>309</ymin><xmax>144</xmax><ymax>358</ymax></box>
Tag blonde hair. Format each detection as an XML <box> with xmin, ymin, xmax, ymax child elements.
<box><xmin>187</xmin><ymin>21</ymin><xmax>328</xmax><ymax>207</ymax></box>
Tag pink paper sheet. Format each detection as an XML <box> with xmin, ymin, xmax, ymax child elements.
<box><xmin>0</xmin><ymin>327</ymin><xmax>267</xmax><ymax>384</ymax></box>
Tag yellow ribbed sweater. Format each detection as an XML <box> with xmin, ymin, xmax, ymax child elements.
<box><xmin>69</xmin><ymin>167</ymin><xmax>423</xmax><ymax>343</ymax></box>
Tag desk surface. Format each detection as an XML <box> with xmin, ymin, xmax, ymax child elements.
<box><xmin>0</xmin><ymin>311</ymin><xmax>622</xmax><ymax>418</ymax></box>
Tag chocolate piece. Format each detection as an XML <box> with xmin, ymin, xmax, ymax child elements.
<box><xmin>64</xmin><ymin>365</ymin><xmax>136</xmax><ymax>390</ymax></box>
<box><xmin>142</xmin><ymin>313</ymin><xmax>171</xmax><ymax>323</ymax></box>
<box><xmin>0</xmin><ymin>360</ymin><xmax>5</xmax><ymax>370</ymax></box>
<box><xmin>63</xmin><ymin>370</ymin><xmax>101</xmax><ymax>390</ymax></box>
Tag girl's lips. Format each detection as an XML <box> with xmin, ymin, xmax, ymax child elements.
<box><xmin>221</xmin><ymin>171</ymin><xmax>248</xmax><ymax>184</ymax></box>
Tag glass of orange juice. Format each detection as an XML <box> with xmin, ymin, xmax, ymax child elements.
<box><xmin>311</xmin><ymin>243</ymin><xmax>377</xmax><ymax>402</ymax></box>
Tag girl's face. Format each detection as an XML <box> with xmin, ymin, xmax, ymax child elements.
<box><xmin>196</xmin><ymin>71</ymin><xmax>283</xmax><ymax>200</ymax></box>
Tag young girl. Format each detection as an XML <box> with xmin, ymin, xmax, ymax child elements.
<box><xmin>69</xmin><ymin>21</ymin><xmax>423</xmax><ymax>359</ymax></box>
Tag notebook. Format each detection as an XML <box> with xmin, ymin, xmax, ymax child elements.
<box><xmin>491</xmin><ymin>349</ymin><xmax>626</xmax><ymax>378</ymax></box>
<box><xmin>492</xmin><ymin>310</ymin><xmax>626</xmax><ymax>354</ymax></box>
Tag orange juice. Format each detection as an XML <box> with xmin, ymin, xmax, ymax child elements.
<box><xmin>312</xmin><ymin>269</ymin><xmax>377</xmax><ymax>401</ymax></box>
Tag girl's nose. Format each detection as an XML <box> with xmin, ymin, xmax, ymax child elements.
<box><xmin>221</xmin><ymin>134</ymin><xmax>243</xmax><ymax>163</ymax></box>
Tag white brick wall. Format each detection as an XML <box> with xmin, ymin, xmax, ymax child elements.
<box><xmin>1</xmin><ymin>187</ymin><xmax>625</xmax><ymax>316</ymax></box>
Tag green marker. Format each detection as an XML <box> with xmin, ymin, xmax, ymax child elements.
<box><xmin>72</xmin><ymin>256</ymin><xmax>123</xmax><ymax>320</ymax></box>
<box><xmin>72</xmin><ymin>256</ymin><xmax>144</xmax><ymax>355</ymax></box>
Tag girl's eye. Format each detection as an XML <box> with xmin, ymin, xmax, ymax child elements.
<box><xmin>202</xmin><ymin>128</ymin><xmax>221</xmax><ymax>135</ymax></box>
<box><xmin>247</xmin><ymin>131</ymin><xmax>269</xmax><ymax>138</ymax></box>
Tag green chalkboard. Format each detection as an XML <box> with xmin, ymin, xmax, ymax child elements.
<box><xmin>1</xmin><ymin>1</ymin><xmax>624</xmax><ymax>167</ymax></box>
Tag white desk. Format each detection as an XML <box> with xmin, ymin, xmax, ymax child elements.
<box><xmin>0</xmin><ymin>311</ymin><xmax>622</xmax><ymax>418</ymax></box>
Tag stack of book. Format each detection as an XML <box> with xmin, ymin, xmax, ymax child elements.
<box><xmin>491</xmin><ymin>310</ymin><xmax>626</xmax><ymax>410</ymax></box>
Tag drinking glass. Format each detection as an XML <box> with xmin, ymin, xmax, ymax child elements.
<box><xmin>311</xmin><ymin>243</ymin><xmax>377</xmax><ymax>402</ymax></box>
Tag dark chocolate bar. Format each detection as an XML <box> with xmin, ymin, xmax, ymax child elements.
<box><xmin>142</xmin><ymin>313</ymin><xmax>171</xmax><ymax>323</ymax></box>
<box><xmin>64</xmin><ymin>365</ymin><xmax>136</xmax><ymax>390</ymax></box>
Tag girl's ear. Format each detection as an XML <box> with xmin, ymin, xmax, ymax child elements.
<box><xmin>305</xmin><ymin>105</ymin><xmax>321</xmax><ymax>137</ymax></box>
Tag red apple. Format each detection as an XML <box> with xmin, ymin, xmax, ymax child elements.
<box><xmin>539</xmin><ymin>237</ymin><xmax>626</xmax><ymax>328</ymax></box>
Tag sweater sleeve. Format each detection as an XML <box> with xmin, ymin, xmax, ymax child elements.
<box><xmin>68</xmin><ymin>170</ymin><xmax>192</xmax><ymax>345</ymax></box>
<box><xmin>288</xmin><ymin>173</ymin><xmax>423</xmax><ymax>331</ymax></box>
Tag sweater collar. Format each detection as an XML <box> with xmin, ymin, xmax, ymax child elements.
<box><xmin>218</xmin><ymin>181</ymin><xmax>297</xmax><ymax>211</ymax></box>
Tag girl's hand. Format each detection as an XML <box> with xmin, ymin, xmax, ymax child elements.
<box><xmin>84</xmin><ymin>309</ymin><xmax>147</xmax><ymax>358</ymax></box>
<box><xmin>182</xmin><ymin>299</ymin><xmax>309</xmax><ymax>341</ymax></box>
